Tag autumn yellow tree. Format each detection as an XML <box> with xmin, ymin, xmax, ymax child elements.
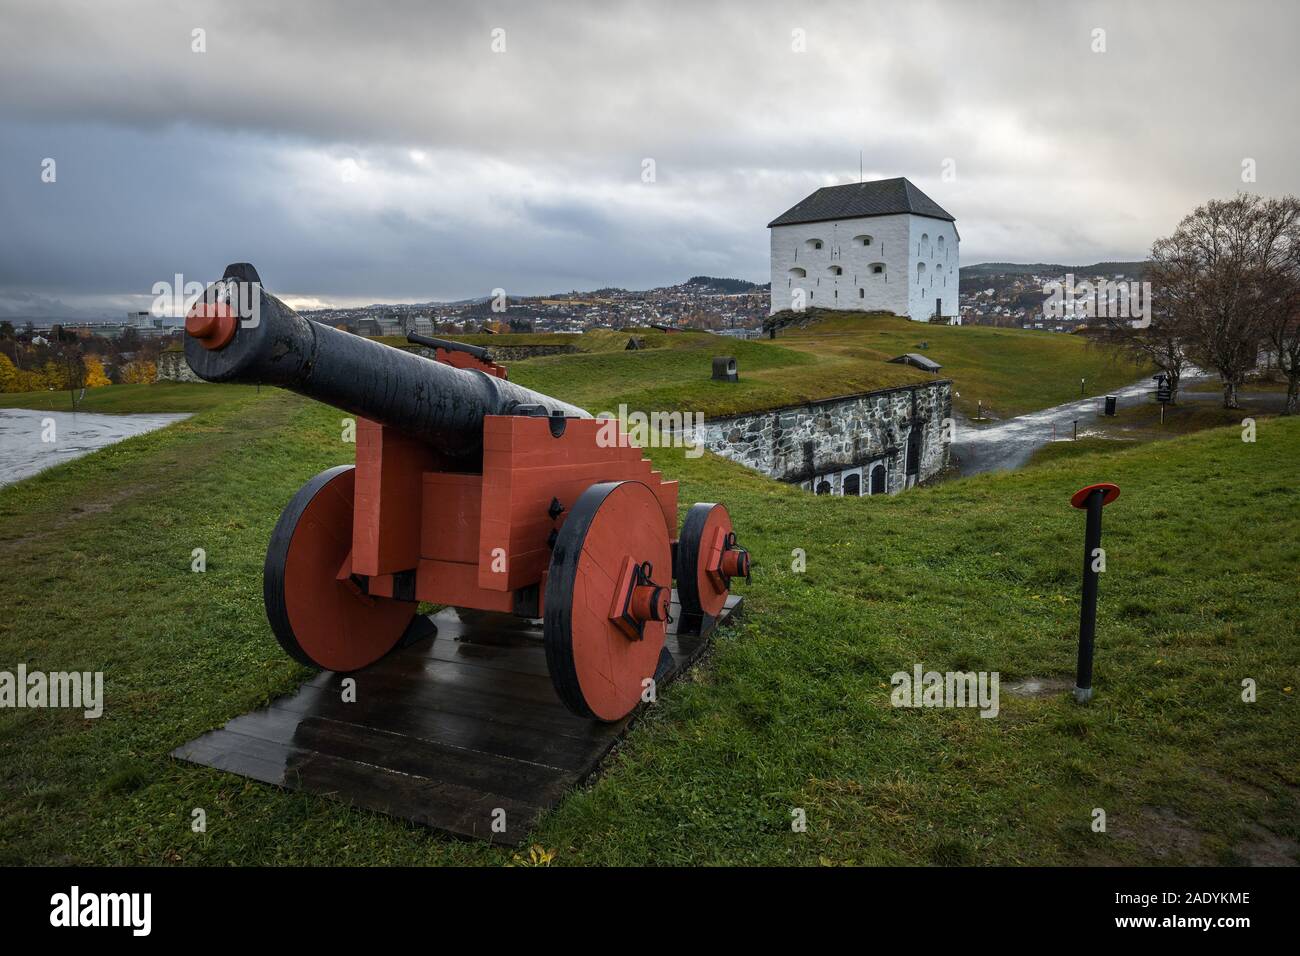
<box><xmin>41</xmin><ymin>360</ymin><xmax>67</xmax><ymax>390</ymax></box>
<box><xmin>83</xmin><ymin>356</ymin><xmax>111</xmax><ymax>387</ymax></box>
<box><xmin>120</xmin><ymin>360</ymin><xmax>157</xmax><ymax>384</ymax></box>
<box><xmin>0</xmin><ymin>353</ymin><xmax>19</xmax><ymax>392</ymax></box>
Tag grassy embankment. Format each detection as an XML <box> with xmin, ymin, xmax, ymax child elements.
<box><xmin>4</xmin><ymin>313</ymin><xmax>1147</xmax><ymax>422</ymax></box>
<box><xmin>0</xmin><ymin>382</ymin><xmax>260</xmax><ymax>414</ymax></box>
<box><xmin>485</xmin><ymin>312</ymin><xmax>1149</xmax><ymax>420</ymax></box>
<box><xmin>1</xmin><ymin>355</ymin><xmax>1296</xmax><ymax>864</ymax></box>
<box><xmin>774</xmin><ymin>311</ymin><xmax>1150</xmax><ymax>419</ymax></box>
<box><xmin>159</xmin><ymin>327</ymin><xmax>671</xmax><ymax>353</ymax></box>
<box><xmin>1029</xmin><ymin>381</ymin><xmax>1292</xmax><ymax>467</ymax></box>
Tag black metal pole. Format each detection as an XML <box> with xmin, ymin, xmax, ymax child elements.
<box><xmin>1074</xmin><ymin>487</ymin><xmax>1105</xmax><ymax>703</ymax></box>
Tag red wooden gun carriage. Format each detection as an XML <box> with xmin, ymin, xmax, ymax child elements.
<box><xmin>185</xmin><ymin>264</ymin><xmax>748</xmax><ymax>721</ymax></box>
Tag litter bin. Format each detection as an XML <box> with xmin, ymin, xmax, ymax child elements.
<box><xmin>1104</xmin><ymin>395</ymin><xmax>1117</xmax><ymax>416</ymax></box>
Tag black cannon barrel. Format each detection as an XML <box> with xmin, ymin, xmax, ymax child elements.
<box><xmin>184</xmin><ymin>264</ymin><xmax>589</xmax><ymax>458</ymax></box>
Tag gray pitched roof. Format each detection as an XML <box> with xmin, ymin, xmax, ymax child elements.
<box><xmin>768</xmin><ymin>177</ymin><xmax>955</xmax><ymax>228</ymax></box>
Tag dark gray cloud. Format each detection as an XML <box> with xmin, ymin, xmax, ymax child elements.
<box><xmin>1</xmin><ymin>0</ymin><xmax>1297</xmax><ymax>316</ymax></box>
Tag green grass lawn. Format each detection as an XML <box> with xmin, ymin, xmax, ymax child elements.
<box><xmin>1027</xmin><ymin>437</ymin><xmax>1134</xmax><ymax>467</ymax></box>
<box><xmin>501</xmin><ymin>312</ymin><xmax>1151</xmax><ymax>421</ymax></box>
<box><xmin>504</xmin><ymin>332</ymin><xmax>896</xmax><ymax>419</ymax></box>
<box><xmin>2</xmin><ymin>311</ymin><xmax>1145</xmax><ymax>425</ymax></box>
<box><xmin>1027</xmin><ymin>388</ymin><xmax>1288</xmax><ymax>467</ymax></box>
<box><xmin>0</xmin><ymin>382</ymin><xmax>262</xmax><ymax>414</ymax></box>
<box><xmin>370</xmin><ymin>329</ymin><xmax>650</xmax><ymax>350</ymax></box>
<box><xmin>1</xmin><ymin>379</ymin><xmax>1295</xmax><ymax>865</ymax></box>
<box><xmin>161</xmin><ymin>329</ymin><xmax>649</xmax><ymax>353</ymax></box>
<box><xmin>1098</xmin><ymin>392</ymin><xmax>1286</xmax><ymax>438</ymax></box>
<box><xmin>776</xmin><ymin>312</ymin><xmax>1152</xmax><ymax>419</ymax></box>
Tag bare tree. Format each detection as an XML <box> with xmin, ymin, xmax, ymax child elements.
<box><xmin>1255</xmin><ymin>200</ymin><xmax>1300</xmax><ymax>414</ymax></box>
<box><xmin>1095</xmin><ymin>294</ymin><xmax>1190</xmax><ymax>404</ymax></box>
<box><xmin>1148</xmin><ymin>194</ymin><xmax>1294</xmax><ymax>408</ymax></box>
<box><xmin>1266</xmin><ymin>314</ymin><xmax>1300</xmax><ymax>414</ymax></box>
<box><xmin>61</xmin><ymin>346</ymin><xmax>86</xmax><ymax>410</ymax></box>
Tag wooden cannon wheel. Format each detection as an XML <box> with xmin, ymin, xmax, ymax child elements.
<box><xmin>264</xmin><ymin>465</ymin><xmax>416</xmax><ymax>671</ymax></box>
<box><xmin>544</xmin><ymin>480</ymin><xmax>672</xmax><ymax>721</ymax></box>
<box><xmin>677</xmin><ymin>502</ymin><xmax>743</xmax><ymax>619</ymax></box>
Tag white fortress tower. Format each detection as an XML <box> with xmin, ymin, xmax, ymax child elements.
<box><xmin>768</xmin><ymin>177</ymin><xmax>959</xmax><ymax>321</ymax></box>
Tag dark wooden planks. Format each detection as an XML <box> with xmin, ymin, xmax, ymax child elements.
<box><xmin>172</xmin><ymin>593</ymin><xmax>741</xmax><ymax>845</ymax></box>
<box><xmin>268</xmin><ymin>683</ymin><xmax>600</xmax><ymax>771</ymax></box>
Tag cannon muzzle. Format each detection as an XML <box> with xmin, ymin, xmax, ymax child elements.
<box><xmin>406</xmin><ymin>332</ymin><xmax>493</xmax><ymax>362</ymax></box>
<box><xmin>184</xmin><ymin>263</ymin><xmax>589</xmax><ymax>457</ymax></box>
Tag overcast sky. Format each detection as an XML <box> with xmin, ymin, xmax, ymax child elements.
<box><xmin>2</xmin><ymin>0</ymin><xmax>1297</xmax><ymax>319</ymax></box>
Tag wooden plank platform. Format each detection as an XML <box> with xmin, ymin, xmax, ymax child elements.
<box><xmin>172</xmin><ymin>593</ymin><xmax>741</xmax><ymax>845</ymax></box>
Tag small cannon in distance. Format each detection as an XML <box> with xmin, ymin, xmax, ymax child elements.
<box><xmin>184</xmin><ymin>264</ymin><xmax>750</xmax><ymax>721</ymax></box>
<box><xmin>405</xmin><ymin>331</ymin><xmax>495</xmax><ymax>363</ymax></box>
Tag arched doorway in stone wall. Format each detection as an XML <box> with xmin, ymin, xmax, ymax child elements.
<box><xmin>870</xmin><ymin>463</ymin><xmax>886</xmax><ymax>495</ymax></box>
<box><xmin>843</xmin><ymin>473</ymin><xmax>861</xmax><ymax>496</ymax></box>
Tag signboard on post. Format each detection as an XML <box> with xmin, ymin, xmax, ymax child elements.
<box><xmin>1155</xmin><ymin>373</ymin><xmax>1171</xmax><ymax>423</ymax></box>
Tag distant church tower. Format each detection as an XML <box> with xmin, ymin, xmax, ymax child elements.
<box><xmin>768</xmin><ymin>177</ymin><xmax>959</xmax><ymax>322</ymax></box>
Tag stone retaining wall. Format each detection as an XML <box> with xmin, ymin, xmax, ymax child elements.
<box><xmin>694</xmin><ymin>380</ymin><xmax>952</xmax><ymax>494</ymax></box>
<box><xmin>155</xmin><ymin>351</ymin><xmax>202</xmax><ymax>383</ymax></box>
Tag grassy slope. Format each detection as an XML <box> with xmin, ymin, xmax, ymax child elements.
<box><xmin>0</xmin><ymin>383</ymin><xmax>261</xmax><ymax>414</ymax></box>
<box><xmin>503</xmin><ymin>314</ymin><xmax>1153</xmax><ymax>422</ymax></box>
<box><xmin>4</xmin><ymin>314</ymin><xmax>1144</xmax><ymax>423</ymax></box>
<box><xmin>777</xmin><ymin>313</ymin><xmax>1151</xmax><ymax>418</ymax></box>
<box><xmin>1028</xmin><ymin>387</ymin><xmax>1287</xmax><ymax>466</ymax></box>
<box><xmin>161</xmin><ymin>331</ymin><xmax>646</xmax><ymax>352</ymax></box>
<box><xmin>0</xmin><ymin>335</ymin><xmax>923</xmax><ymax>422</ymax></box>
<box><xmin>1</xmin><ymin>383</ymin><xmax>1295</xmax><ymax>865</ymax></box>
<box><xmin>370</xmin><ymin>329</ymin><xmax>655</xmax><ymax>350</ymax></box>
<box><xmin>504</xmin><ymin>333</ymin><xmax>925</xmax><ymax>419</ymax></box>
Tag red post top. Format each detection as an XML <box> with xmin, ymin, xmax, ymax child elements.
<box><xmin>1070</xmin><ymin>482</ymin><xmax>1121</xmax><ymax>509</ymax></box>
